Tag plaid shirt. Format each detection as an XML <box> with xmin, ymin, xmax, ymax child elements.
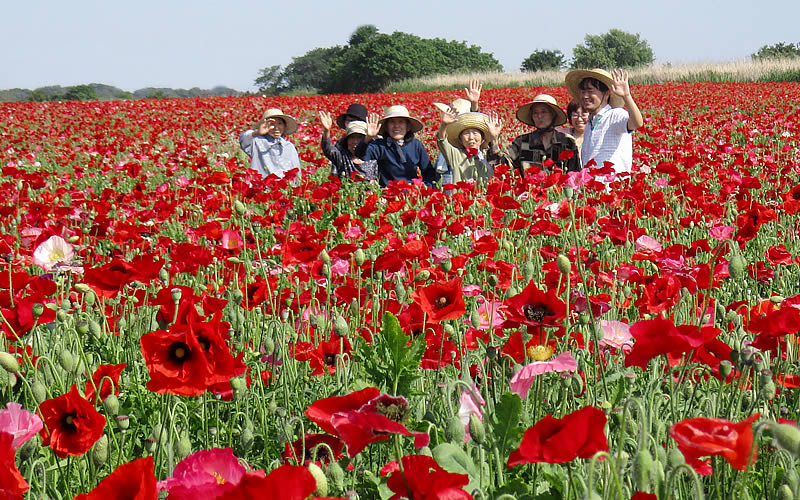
<box><xmin>581</xmin><ymin>105</ymin><xmax>632</xmax><ymax>173</ymax></box>
<box><xmin>487</xmin><ymin>129</ymin><xmax>580</xmax><ymax>175</ymax></box>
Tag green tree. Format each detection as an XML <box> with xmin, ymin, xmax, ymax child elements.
<box><xmin>63</xmin><ymin>85</ymin><xmax>98</xmax><ymax>101</ymax></box>
<box><xmin>520</xmin><ymin>49</ymin><xmax>566</xmax><ymax>72</ymax></box>
<box><xmin>572</xmin><ymin>29</ymin><xmax>654</xmax><ymax>69</ymax></box>
<box><xmin>752</xmin><ymin>42</ymin><xmax>800</xmax><ymax>60</ymax></box>
<box><xmin>282</xmin><ymin>46</ymin><xmax>345</xmax><ymax>92</ymax></box>
<box><xmin>348</xmin><ymin>24</ymin><xmax>379</xmax><ymax>46</ymax></box>
<box><xmin>254</xmin><ymin>64</ymin><xmax>286</xmax><ymax>95</ymax></box>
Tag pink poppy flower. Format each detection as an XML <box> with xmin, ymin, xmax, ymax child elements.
<box><xmin>457</xmin><ymin>384</ymin><xmax>485</xmax><ymax>442</ymax></box>
<box><xmin>566</xmin><ymin>169</ymin><xmax>592</xmax><ymax>189</ymax></box>
<box><xmin>158</xmin><ymin>448</ymin><xmax>248</xmax><ymax>498</ymax></box>
<box><xmin>635</xmin><ymin>235</ymin><xmax>662</xmax><ymax>253</ymax></box>
<box><xmin>709</xmin><ymin>225</ymin><xmax>735</xmax><ymax>240</ymax></box>
<box><xmin>598</xmin><ymin>320</ymin><xmax>633</xmax><ymax>351</ymax></box>
<box><xmin>430</xmin><ymin>246</ymin><xmax>452</xmax><ymax>265</ymax></box>
<box><xmin>510</xmin><ymin>352</ymin><xmax>578</xmax><ymax>400</ymax></box>
<box><xmin>471</xmin><ymin>298</ymin><xmax>505</xmax><ymax>330</ymax></box>
<box><xmin>0</xmin><ymin>402</ymin><xmax>43</xmax><ymax>449</ymax></box>
<box><xmin>32</xmin><ymin>235</ymin><xmax>74</xmax><ymax>271</ymax></box>
<box><xmin>221</xmin><ymin>230</ymin><xmax>243</xmax><ymax>250</ymax></box>
<box><xmin>331</xmin><ymin>258</ymin><xmax>349</xmax><ymax>276</ymax></box>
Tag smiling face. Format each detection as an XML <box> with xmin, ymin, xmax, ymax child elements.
<box><xmin>266</xmin><ymin>117</ymin><xmax>286</xmax><ymax>139</ymax></box>
<box><xmin>569</xmin><ymin>107</ymin><xmax>589</xmax><ymax>135</ymax></box>
<box><xmin>346</xmin><ymin>133</ymin><xmax>363</xmax><ymax>154</ymax></box>
<box><xmin>530</xmin><ymin>103</ymin><xmax>555</xmax><ymax>130</ymax></box>
<box><xmin>385</xmin><ymin>118</ymin><xmax>409</xmax><ymax>140</ymax></box>
<box><xmin>579</xmin><ymin>79</ymin><xmax>609</xmax><ymax>114</ymax></box>
<box><xmin>459</xmin><ymin>128</ymin><xmax>483</xmax><ymax>149</ymax></box>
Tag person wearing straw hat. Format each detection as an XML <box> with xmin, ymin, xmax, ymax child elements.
<box><xmin>318</xmin><ymin>111</ymin><xmax>377</xmax><ymax>181</ymax></box>
<box><xmin>435</xmin><ymin>109</ymin><xmax>503</xmax><ymax>186</ymax></box>
<box><xmin>239</xmin><ymin>108</ymin><xmax>301</xmax><ymax>179</ymax></box>
<box><xmin>564</xmin><ymin>68</ymin><xmax>643</xmax><ymax>175</ymax></box>
<box><xmin>356</xmin><ymin>105</ymin><xmax>436</xmax><ymax>187</ymax></box>
<box><xmin>430</xmin><ymin>80</ymin><xmax>484</xmax><ymax>185</ymax></box>
<box><xmin>487</xmin><ymin>94</ymin><xmax>580</xmax><ymax>175</ymax></box>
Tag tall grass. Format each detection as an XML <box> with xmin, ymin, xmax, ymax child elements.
<box><xmin>384</xmin><ymin>57</ymin><xmax>800</xmax><ymax>92</ymax></box>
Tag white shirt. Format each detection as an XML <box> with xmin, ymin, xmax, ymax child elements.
<box><xmin>581</xmin><ymin>105</ymin><xmax>632</xmax><ymax>174</ymax></box>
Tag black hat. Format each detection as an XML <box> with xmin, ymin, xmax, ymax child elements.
<box><xmin>336</xmin><ymin>103</ymin><xmax>368</xmax><ymax>130</ymax></box>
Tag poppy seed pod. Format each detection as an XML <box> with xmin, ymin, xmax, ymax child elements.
<box><xmin>55</xmin><ymin>308</ymin><xmax>66</xmax><ymax>322</ymax></box>
<box><xmin>0</xmin><ymin>352</ymin><xmax>19</xmax><ymax>373</ymax></box>
<box><xmin>776</xmin><ymin>484</ymin><xmax>793</xmax><ymax>500</ymax></box>
<box><xmin>440</xmin><ymin>259</ymin><xmax>452</xmax><ymax>272</ymax></box>
<box><xmin>32</xmin><ymin>302</ymin><xmax>45</xmax><ymax>318</ymax></box>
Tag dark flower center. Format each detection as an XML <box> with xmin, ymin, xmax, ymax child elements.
<box><xmin>323</xmin><ymin>353</ymin><xmax>337</xmax><ymax>367</ymax></box>
<box><xmin>375</xmin><ymin>401</ymin><xmax>409</xmax><ymax>424</ymax></box>
<box><xmin>197</xmin><ymin>336</ymin><xmax>211</xmax><ymax>352</ymax></box>
<box><xmin>170</xmin><ymin>342</ymin><xmax>191</xmax><ymax>362</ymax></box>
<box><xmin>793</xmin><ymin>190</ymin><xmax>800</xmax><ymax>200</ymax></box>
<box><xmin>63</xmin><ymin>413</ymin><xmax>77</xmax><ymax>431</ymax></box>
<box><xmin>435</xmin><ymin>296</ymin><xmax>449</xmax><ymax>309</ymax></box>
<box><xmin>523</xmin><ymin>304</ymin><xmax>552</xmax><ymax>323</ymax></box>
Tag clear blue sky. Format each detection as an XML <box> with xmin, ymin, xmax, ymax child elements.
<box><xmin>2</xmin><ymin>0</ymin><xmax>798</xmax><ymax>91</ymax></box>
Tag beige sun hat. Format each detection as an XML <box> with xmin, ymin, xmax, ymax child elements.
<box><xmin>432</xmin><ymin>98</ymin><xmax>471</xmax><ymax>116</ymax></box>
<box><xmin>344</xmin><ymin>120</ymin><xmax>367</xmax><ymax>139</ymax></box>
<box><xmin>378</xmin><ymin>105</ymin><xmax>424</xmax><ymax>135</ymax></box>
<box><xmin>516</xmin><ymin>94</ymin><xmax>567</xmax><ymax>128</ymax></box>
<box><xmin>261</xmin><ymin>108</ymin><xmax>298</xmax><ymax>136</ymax></box>
<box><xmin>565</xmin><ymin>69</ymin><xmax>625</xmax><ymax>108</ymax></box>
<box><xmin>446</xmin><ymin>112</ymin><xmax>490</xmax><ymax>148</ymax></box>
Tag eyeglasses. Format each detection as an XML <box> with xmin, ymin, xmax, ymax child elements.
<box><xmin>571</xmin><ymin>112</ymin><xmax>589</xmax><ymax>118</ymax></box>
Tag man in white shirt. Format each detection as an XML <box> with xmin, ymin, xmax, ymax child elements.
<box><xmin>565</xmin><ymin>69</ymin><xmax>644</xmax><ymax>176</ymax></box>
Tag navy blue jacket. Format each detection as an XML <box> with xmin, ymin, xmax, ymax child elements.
<box><xmin>356</xmin><ymin>137</ymin><xmax>437</xmax><ymax>187</ymax></box>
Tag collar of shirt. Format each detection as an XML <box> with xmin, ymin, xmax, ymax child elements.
<box><xmin>589</xmin><ymin>104</ymin><xmax>613</xmax><ymax>131</ymax></box>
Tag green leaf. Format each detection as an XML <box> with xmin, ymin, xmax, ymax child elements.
<box><xmin>357</xmin><ymin>312</ymin><xmax>424</xmax><ymax>397</ymax></box>
<box><xmin>487</xmin><ymin>392</ymin><xmax>524</xmax><ymax>457</ymax></box>
<box><xmin>432</xmin><ymin>443</ymin><xmax>481</xmax><ymax>492</ymax></box>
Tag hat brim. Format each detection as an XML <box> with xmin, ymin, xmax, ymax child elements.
<box><xmin>264</xmin><ymin>113</ymin><xmax>298</xmax><ymax>136</ymax></box>
<box><xmin>446</xmin><ymin>113</ymin><xmax>489</xmax><ymax>149</ymax></box>
<box><xmin>516</xmin><ymin>102</ymin><xmax>567</xmax><ymax>128</ymax></box>
<box><xmin>565</xmin><ymin>69</ymin><xmax>625</xmax><ymax>108</ymax></box>
<box><xmin>378</xmin><ymin>115</ymin><xmax>424</xmax><ymax>135</ymax></box>
<box><xmin>335</xmin><ymin>113</ymin><xmax>364</xmax><ymax>130</ymax></box>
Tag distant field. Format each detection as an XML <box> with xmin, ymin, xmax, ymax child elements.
<box><xmin>385</xmin><ymin>57</ymin><xmax>800</xmax><ymax>92</ymax></box>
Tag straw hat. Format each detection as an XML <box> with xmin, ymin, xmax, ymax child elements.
<box><xmin>516</xmin><ymin>94</ymin><xmax>567</xmax><ymax>128</ymax></box>
<box><xmin>261</xmin><ymin>108</ymin><xmax>298</xmax><ymax>136</ymax></box>
<box><xmin>344</xmin><ymin>120</ymin><xmax>367</xmax><ymax>139</ymax></box>
<box><xmin>378</xmin><ymin>105</ymin><xmax>424</xmax><ymax>135</ymax></box>
<box><xmin>565</xmin><ymin>69</ymin><xmax>625</xmax><ymax>108</ymax></box>
<box><xmin>336</xmin><ymin>103</ymin><xmax>368</xmax><ymax>129</ymax></box>
<box><xmin>446</xmin><ymin>112</ymin><xmax>490</xmax><ymax>148</ymax></box>
<box><xmin>432</xmin><ymin>98</ymin><xmax>471</xmax><ymax>116</ymax></box>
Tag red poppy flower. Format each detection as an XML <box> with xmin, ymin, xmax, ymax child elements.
<box><xmin>670</xmin><ymin>413</ymin><xmax>760</xmax><ymax>475</ymax></box>
<box><xmin>83</xmin><ymin>254</ymin><xmax>163</xmax><ymax>298</ymax></box>
<box><xmin>282</xmin><ymin>433</ymin><xmax>344</xmax><ymax>466</ymax></box>
<box><xmin>0</xmin><ymin>431</ymin><xmax>28</xmax><ymax>495</ymax></box>
<box><xmin>383</xmin><ymin>455</ymin><xmax>471</xmax><ymax>500</ymax></box>
<box><xmin>305</xmin><ymin>388</ymin><xmax>429</xmax><ymax>458</ymax></box>
<box><xmin>508</xmin><ymin>406</ymin><xmax>609</xmax><ymax>465</ymax></box>
<box><xmin>84</xmin><ymin>363</ymin><xmax>126</xmax><ymax>404</ymax></box>
<box><xmin>291</xmin><ymin>334</ymin><xmax>352</xmax><ymax>376</ymax></box>
<box><xmin>624</xmin><ymin>317</ymin><xmax>705</xmax><ymax>370</ymax></box>
<box><xmin>39</xmin><ymin>385</ymin><xmax>106</xmax><ymax>458</ymax></box>
<box><xmin>217</xmin><ymin>465</ymin><xmax>314</xmax><ymax>500</ymax></box>
<box><xmin>412</xmin><ymin>278</ymin><xmax>466</xmax><ymax>323</ymax></box>
<box><xmin>73</xmin><ymin>456</ymin><xmax>156</xmax><ymax>499</ymax></box>
<box><xmin>504</xmin><ymin>281</ymin><xmax>566</xmax><ymax>329</ymax></box>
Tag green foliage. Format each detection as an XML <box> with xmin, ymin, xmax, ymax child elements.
<box><xmin>63</xmin><ymin>85</ymin><xmax>98</xmax><ymax>101</ymax></box>
<box><xmin>487</xmin><ymin>392</ymin><xmax>524</xmax><ymax>457</ymax></box>
<box><xmin>255</xmin><ymin>25</ymin><xmax>502</xmax><ymax>94</ymax></box>
<box><xmin>432</xmin><ymin>443</ymin><xmax>482</xmax><ymax>492</ymax></box>
<box><xmin>572</xmin><ymin>28</ymin><xmax>654</xmax><ymax>69</ymax></box>
<box><xmin>752</xmin><ymin>42</ymin><xmax>800</xmax><ymax>60</ymax></box>
<box><xmin>357</xmin><ymin>312</ymin><xmax>425</xmax><ymax>397</ymax></box>
<box><xmin>521</xmin><ymin>49</ymin><xmax>565</xmax><ymax>72</ymax></box>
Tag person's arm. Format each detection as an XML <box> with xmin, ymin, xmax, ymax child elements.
<box><xmin>417</xmin><ymin>141</ymin><xmax>437</xmax><ymax>187</ymax></box>
<box><xmin>436</xmin><ymin>108</ymin><xmax>458</xmax><ymax>140</ymax></box>
<box><xmin>611</xmin><ymin>69</ymin><xmax>644</xmax><ymax>131</ymax></box>
<box><xmin>465</xmin><ymin>79</ymin><xmax>482</xmax><ymax>112</ymax></box>
<box><xmin>437</xmin><ymin>136</ymin><xmax>461</xmax><ymax>171</ymax></box>
<box><xmin>239</xmin><ymin>119</ymin><xmax>269</xmax><ymax>155</ymax></box>
<box><xmin>286</xmin><ymin>141</ymin><xmax>301</xmax><ymax>170</ymax></box>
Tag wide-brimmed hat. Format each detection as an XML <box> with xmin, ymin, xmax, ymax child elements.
<box><xmin>432</xmin><ymin>98</ymin><xmax>471</xmax><ymax>116</ymax></box>
<box><xmin>344</xmin><ymin>120</ymin><xmax>367</xmax><ymax>139</ymax></box>
<box><xmin>516</xmin><ymin>94</ymin><xmax>567</xmax><ymax>128</ymax></box>
<box><xmin>336</xmin><ymin>103</ymin><xmax>368</xmax><ymax>129</ymax></box>
<box><xmin>446</xmin><ymin>112</ymin><xmax>490</xmax><ymax>148</ymax></box>
<box><xmin>261</xmin><ymin>108</ymin><xmax>298</xmax><ymax>136</ymax></box>
<box><xmin>378</xmin><ymin>105</ymin><xmax>424</xmax><ymax>135</ymax></box>
<box><xmin>565</xmin><ymin>69</ymin><xmax>625</xmax><ymax>108</ymax></box>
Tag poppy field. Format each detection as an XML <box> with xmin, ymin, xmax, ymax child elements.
<box><xmin>2</xmin><ymin>81</ymin><xmax>800</xmax><ymax>499</ymax></box>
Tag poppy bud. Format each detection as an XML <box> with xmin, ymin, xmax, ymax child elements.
<box><xmin>233</xmin><ymin>200</ymin><xmax>247</xmax><ymax>215</ymax></box>
<box><xmin>633</xmin><ymin>449</ymin><xmax>653</xmax><ymax>492</ymax></box>
<box><xmin>414</xmin><ymin>270</ymin><xmax>430</xmax><ymax>282</ymax></box>
<box><xmin>469</xmin><ymin>414</ymin><xmax>486</xmax><ymax>445</ymax></box>
<box><xmin>0</xmin><ymin>352</ymin><xmax>19</xmax><ymax>373</ymax></box>
<box><xmin>728</xmin><ymin>253</ymin><xmax>746</xmax><ymax>279</ymax></box>
<box><xmin>487</xmin><ymin>274</ymin><xmax>498</xmax><ymax>287</ymax></box>
<box><xmin>103</xmin><ymin>395</ymin><xmax>120</xmax><ymax>416</ymax></box>
<box><xmin>159</xmin><ymin>268</ymin><xmax>169</xmax><ymax>282</ymax></box>
<box><xmin>354</xmin><ymin>249</ymin><xmax>366</xmax><ymax>266</ymax></box>
<box><xmin>334</xmin><ymin>315</ymin><xmax>350</xmax><ymax>337</ymax></box>
<box><xmin>556</xmin><ymin>254</ymin><xmax>572</xmax><ymax>276</ymax></box>
<box><xmin>92</xmin><ymin>434</ymin><xmax>109</xmax><ymax>467</ymax></box>
<box><xmin>59</xmin><ymin>349</ymin><xmax>75</xmax><ymax>373</ymax></box>
<box><xmin>445</xmin><ymin>414</ymin><xmax>465</xmax><ymax>443</ymax></box>
<box><xmin>31</xmin><ymin>380</ymin><xmax>48</xmax><ymax>403</ymax></box>
<box><xmin>230</xmin><ymin>377</ymin><xmax>243</xmax><ymax>391</ymax></box>
<box><xmin>486</xmin><ymin>346</ymin><xmax>497</xmax><ymax>360</ymax></box>
<box><xmin>785</xmin><ymin>468</ymin><xmax>800</xmax><ymax>492</ymax></box>
<box><xmin>85</xmin><ymin>291</ymin><xmax>96</xmax><ymax>306</ymax></box>
<box><xmin>440</xmin><ymin>259</ymin><xmax>452</xmax><ymax>272</ymax></box>
<box><xmin>32</xmin><ymin>302</ymin><xmax>44</xmax><ymax>318</ymax></box>
<box><xmin>667</xmin><ymin>448</ymin><xmax>685</xmax><ymax>469</ymax></box>
<box><xmin>346</xmin><ymin>490</ymin><xmax>360</xmax><ymax>500</ymax></box>
<box><xmin>89</xmin><ymin>319</ymin><xmax>102</xmax><ymax>339</ymax></box>
<box><xmin>328</xmin><ymin>461</ymin><xmax>345</xmax><ymax>490</ymax></box>
<box><xmin>176</xmin><ymin>433</ymin><xmax>192</xmax><ymax>458</ymax></box>
<box><xmin>116</xmin><ymin>415</ymin><xmax>130</xmax><ymax>430</ymax></box>
<box><xmin>308</xmin><ymin>462</ymin><xmax>328</xmax><ymax>497</ymax></box>
<box><xmin>582</xmin><ymin>491</ymin><xmax>602</xmax><ymax>500</ymax></box>
<box><xmin>523</xmin><ymin>261</ymin><xmax>535</xmax><ymax>280</ymax></box>
<box><xmin>75</xmin><ymin>283</ymin><xmax>91</xmax><ymax>293</ymax></box>
<box><xmin>771</xmin><ymin>423</ymin><xmax>800</xmax><ymax>457</ymax></box>
<box><xmin>770</xmin><ymin>295</ymin><xmax>785</xmax><ymax>304</ymax></box>
<box><xmin>239</xmin><ymin>426</ymin><xmax>254</xmax><ymax>453</ymax></box>
<box><xmin>719</xmin><ymin>360</ymin><xmax>733</xmax><ymax>378</ymax></box>
<box><xmin>776</xmin><ymin>484</ymin><xmax>794</xmax><ymax>500</ymax></box>
<box><xmin>395</xmin><ymin>281</ymin><xmax>406</xmax><ymax>303</ymax></box>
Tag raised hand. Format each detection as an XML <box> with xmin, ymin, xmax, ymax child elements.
<box><xmin>254</xmin><ymin>118</ymin><xmax>270</xmax><ymax>136</ymax></box>
<box><xmin>366</xmin><ymin>113</ymin><xmax>381</xmax><ymax>138</ymax></box>
<box><xmin>485</xmin><ymin>111</ymin><xmax>503</xmax><ymax>140</ymax></box>
<box><xmin>610</xmin><ymin>69</ymin><xmax>631</xmax><ymax>98</ymax></box>
<box><xmin>441</xmin><ymin>108</ymin><xmax>458</xmax><ymax>125</ymax></box>
<box><xmin>465</xmin><ymin>79</ymin><xmax>482</xmax><ymax>105</ymax></box>
<box><xmin>318</xmin><ymin>110</ymin><xmax>333</xmax><ymax>132</ymax></box>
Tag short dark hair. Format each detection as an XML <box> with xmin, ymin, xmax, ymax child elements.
<box><xmin>566</xmin><ymin>100</ymin><xmax>580</xmax><ymax>118</ymax></box>
<box><xmin>578</xmin><ymin>77</ymin><xmax>608</xmax><ymax>93</ymax></box>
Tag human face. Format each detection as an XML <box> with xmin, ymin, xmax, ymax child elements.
<box><xmin>530</xmin><ymin>103</ymin><xmax>555</xmax><ymax>130</ymax></box>
<box><xmin>569</xmin><ymin>107</ymin><xmax>589</xmax><ymax>134</ymax></box>
<box><xmin>459</xmin><ymin>128</ymin><xmax>483</xmax><ymax>149</ymax></box>
<box><xmin>579</xmin><ymin>80</ymin><xmax>608</xmax><ymax>114</ymax></box>
<box><xmin>346</xmin><ymin>133</ymin><xmax>363</xmax><ymax>154</ymax></box>
<box><xmin>266</xmin><ymin>117</ymin><xmax>286</xmax><ymax>139</ymax></box>
<box><xmin>385</xmin><ymin>118</ymin><xmax>409</xmax><ymax>140</ymax></box>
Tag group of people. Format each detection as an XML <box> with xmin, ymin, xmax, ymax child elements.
<box><xmin>238</xmin><ymin>68</ymin><xmax>643</xmax><ymax>187</ymax></box>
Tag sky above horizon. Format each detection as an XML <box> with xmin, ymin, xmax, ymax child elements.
<box><xmin>3</xmin><ymin>0</ymin><xmax>798</xmax><ymax>92</ymax></box>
